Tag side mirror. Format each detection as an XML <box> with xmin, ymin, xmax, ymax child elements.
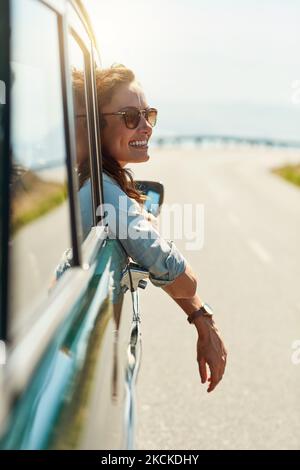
<box><xmin>121</xmin><ymin>261</ymin><xmax>149</xmax><ymax>293</ymax></box>
<box><xmin>134</xmin><ymin>180</ymin><xmax>164</xmax><ymax>217</ymax></box>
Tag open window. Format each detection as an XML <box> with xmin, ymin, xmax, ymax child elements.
<box><xmin>8</xmin><ymin>0</ymin><xmax>74</xmax><ymax>340</ymax></box>
<box><xmin>68</xmin><ymin>32</ymin><xmax>94</xmax><ymax>242</ymax></box>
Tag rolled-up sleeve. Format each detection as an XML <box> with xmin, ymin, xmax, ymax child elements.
<box><xmin>147</xmin><ymin>238</ymin><xmax>187</xmax><ymax>287</ymax></box>
<box><xmin>102</xmin><ymin>174</ymin><xmax>187</xmax><ymax>287</ymax></box>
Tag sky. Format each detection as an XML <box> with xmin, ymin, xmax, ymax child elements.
<box><xmin>84</xmin><ymin>0</ymin><xmax>300</xmax><ymax>141</ymax></box>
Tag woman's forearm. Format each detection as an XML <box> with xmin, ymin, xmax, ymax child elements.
<box><xmin>161</xmin><ymin>264</ymin><xmax>197</xmax><ymax>299</ymax></box>
<box><xmin>168</xmin><ymin>292</ymin><xmax>203</xmax><ymax>316</ymax></box>
<box><xmin>161</xmin><ymin>265</ymin><xmax>203</xmax><ymax>314</ymax></box>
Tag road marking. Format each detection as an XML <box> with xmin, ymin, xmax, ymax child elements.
<box><xmin>247</xmin><ymin>239</ymin><xmax>272</xmax><ymax>263</ymax></box>
<box><xmin>228</xmin><ymin>211</ymin><xmax>241</xmax><ymax>229</ymax></box>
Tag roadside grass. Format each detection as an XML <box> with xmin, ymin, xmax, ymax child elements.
<box><xmin>272</xmin><ymin>163</ymin><xmax>300</xmax><ymax>189</ymax></box>
<box><xmin>11</xmin><ymin>170</ymin><xmax>67</xmax><ymax>234</ymax></box>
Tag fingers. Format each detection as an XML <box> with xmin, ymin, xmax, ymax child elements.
<box><xmin>207</xmin><ymin>366</ymin><xmax>219</xmax><ymax>393</ymax></box>
<box><xmin>197</xmin><ymin>333</ymin><xmax>228</xmax><ymax>393</ymax></box>
<box><xmin>200</xmin><ymin>355</ymin><xmax>227</xmax><ymax>392</ymax></box>
<box><xmin>198</xmin><ymin>357</ymin><xmax>221</xmax><ymax>391</ymax></box>
<box><xmin>208</xmin><ymin>351</ymin><xmax>227</xmax><ymax>392</ymax></box>
<box><xmin>198</xmin><ymin>357</ymin><xmax>207</xmax><ymax>384</ymax></box>
<box><xmin>220</xmin><ymin>348</ymin><xmax>228</xmax><ymax>377</ymax></box>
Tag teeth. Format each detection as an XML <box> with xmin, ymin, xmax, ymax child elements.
<box><xmin>129</xmin><ymin>140</ymin><xmax>147</xmax><ymax>147</ymax></box>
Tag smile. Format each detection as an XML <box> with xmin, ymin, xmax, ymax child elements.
<box><xmin>129</xmin><ymin>139</ymin><xmax>148</xmax><ymax>148</ymax></box>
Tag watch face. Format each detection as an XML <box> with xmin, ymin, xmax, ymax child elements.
<box><xmin>203</xmin><ymin>303</ymin><xmax>214</xmax><ymax>316</ymax></box>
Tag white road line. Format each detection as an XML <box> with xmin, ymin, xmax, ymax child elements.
<box><xmin>228</xmin><ymin>211</ymin><xmax>241</xmax><ymax>229</ymax></box>
<box><xmin>247</xmin><ymin>239</ymin><xmax>272</xmax><ymax>264</ymax></box>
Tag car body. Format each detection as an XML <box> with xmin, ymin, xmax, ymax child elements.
<box><xmin>0</xmin><ymin>0</ymin><xmax>163</xmax><ymax>450</ymax></box>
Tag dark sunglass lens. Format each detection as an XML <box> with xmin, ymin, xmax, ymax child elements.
<box><xmin>124</xmin><ymin>109</ymin><xmax>140</xmax><ymax>129</ymax></box>
<box><xmin>147</xmin><ymin>109</ymin><xmax>157</xmax><ymax>127</ymax></box>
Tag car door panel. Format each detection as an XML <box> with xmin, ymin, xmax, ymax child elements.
<box><xmin>0</xmin><ymin>236</ymin><xmax>137</xmax><ymax>449</ymax></box>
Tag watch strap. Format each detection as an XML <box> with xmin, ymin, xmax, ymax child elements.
<box><xmin>187</xmin><ymin>305</ymin><xmax>212</xmax><ymax>324</ymax></box>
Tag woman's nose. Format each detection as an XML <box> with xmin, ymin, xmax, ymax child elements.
<box><xmin>139</xmin><ymin>113</ymin><xmax>152</xmax><ymax>135</ymax></box>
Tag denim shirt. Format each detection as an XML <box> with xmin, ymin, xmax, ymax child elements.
<box><xmin>102</xmin><ymin>172</ymin><xmax>187</xmax><ymax>287</ymax></box>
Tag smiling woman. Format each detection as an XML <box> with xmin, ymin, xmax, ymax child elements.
<box><xmin>96</xmin><ymin>64</ymin><xmax>155</xmax><ymax>203</ymax></box>
<box><xmin>72</xmin><ymin>63</ymin><xmax>227</xmax><ymax>405</ymax></box>
<box><xmin>100</xmin><ymin>81</ymin><xmax>154</xmax><ymax>166</ymax></box>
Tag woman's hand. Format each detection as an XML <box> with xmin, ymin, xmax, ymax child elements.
<box><xmin>163</xmin><ymin>276</ymin><xmax>227</xmax><ymax>392</ymax></box>
<box><xmin>165</xmin><ymin>289</ymin><xmax>227</xmax><ymax>392</ymax></box>
<box><xmin>194</xmin><ymin>315</ymin><xmax>227</xmax><ymax>393</ymax></box>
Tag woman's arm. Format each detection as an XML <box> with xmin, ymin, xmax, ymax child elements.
<box><xmin>102</xmin><ymin>176</ymin><xmax>227</xmax><ymax>390</ymax></box>
<box><xmin>163</xmin><ymin>269</ymin><xmax>227</xmax><ymax>393</ymax></box>
<box><xmin>162</xmin><ymin>263</ymin><xmax>197</xmax><ymax>299</ymax></box>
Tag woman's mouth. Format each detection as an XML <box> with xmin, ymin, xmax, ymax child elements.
<box><xmin>129</xmin><ymin>139</ymin><xmax>148</xmax><ymax>149</ymax></box>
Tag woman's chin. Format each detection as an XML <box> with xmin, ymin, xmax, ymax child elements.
<box><xmin>131</xmin><ymin>153</ymin><xmax>150</xmax><ymax>163</ymax></box>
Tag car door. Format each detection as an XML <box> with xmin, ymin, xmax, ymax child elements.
<box><xmin>0</xmin><ymin>0</ymin><xmax>138</xmax><ymax>450</ymax></box>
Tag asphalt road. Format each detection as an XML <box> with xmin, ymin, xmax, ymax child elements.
<box><xmin>130</xmin><ymin>144</ymin><xmax>300</xmax><ymax>450</ymax></box>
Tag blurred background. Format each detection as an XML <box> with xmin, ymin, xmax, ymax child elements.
<box><xmin>85</xmin><ymin>0</ymin><xmax>300</xmax><ymax>143</ymax></box>
<box><xmin>85</xmin><ymin>0</ymin><xmax>300</xmax><ymax>450</ymax></box>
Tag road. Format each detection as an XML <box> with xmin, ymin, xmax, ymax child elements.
<box><xmin>130</xmin><ymin>144</ymin><xmax>300</xmax><ymax>450</ymax></box>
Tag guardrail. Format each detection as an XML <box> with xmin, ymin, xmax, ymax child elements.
<box><xmin>152</xmin><ymin>134</ymin><xmax>300</xmax><ymax>148</ymax></box>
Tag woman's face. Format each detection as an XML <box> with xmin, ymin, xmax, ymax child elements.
<box><xmin>101</xmin><ymin>81</ymin><xmax>153</xmax><ymax>167</ymax></box>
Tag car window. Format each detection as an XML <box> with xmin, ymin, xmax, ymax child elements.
<box><xmin>68</xmin><ymin>33</ymin><xmax>94</xmax><ymax>241</ymax></box>
<box><xmin>8</xmin><ymin>0</ymin><xmax>72</xmax><ymax>339</ymax></box>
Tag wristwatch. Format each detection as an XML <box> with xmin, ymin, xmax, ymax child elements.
<box><xmin>187</xmin><ymin>303</ymin><xmax>214</xmax><ymax>324</ymax></box>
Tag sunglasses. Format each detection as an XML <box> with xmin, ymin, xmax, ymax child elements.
<box><xmin>102</xmin><ymin>107</ymin><xmax>158</xmax><ymax>129</ymax></box>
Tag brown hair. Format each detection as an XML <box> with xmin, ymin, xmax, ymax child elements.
<box><xmin>95</xmin><ymin>64</ymin><xmax>146</xmax><ymax>204</ymax></box>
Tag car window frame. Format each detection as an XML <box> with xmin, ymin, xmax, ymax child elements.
<box><xmin>67</xmin><ymin>1</ymin><xmax>103</xmax><ymax>215</ymax></box>
<box><xmin>67</xmin><ymin>1</ymin><xmax>104</xmax><ymax>223</ymax></box>
<box><xmin>67</xmin><ymin>11</ymin><xmax>107</xmax><ymax>265</ymax></box>
<box><xmin>68</xmin><ymin>30</ymin><xmax>97</xmax><ymax>231</ymax></box>
<box><xmin>2</xmin><ymin>0</ymin><xmax>108</xmax><ymax>382</ymax></box>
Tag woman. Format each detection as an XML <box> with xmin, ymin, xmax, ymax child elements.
<box><xmin>97</xmin><ymin>64</ymin><xmax>227</xmax><ymax>393</ymax></box>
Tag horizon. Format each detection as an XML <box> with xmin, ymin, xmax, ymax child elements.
<box><xmin>84</xmin><ymin>0</ymin><xmax>300</xmax><ymax>142</ymax></box>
